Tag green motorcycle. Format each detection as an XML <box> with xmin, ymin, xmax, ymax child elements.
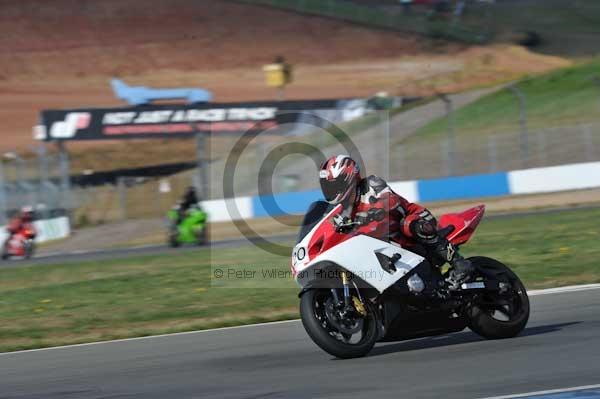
<box><xmin>167</xmin><ymin>205</ymin><xmax>208</xmax><ymax>247</ymax></box>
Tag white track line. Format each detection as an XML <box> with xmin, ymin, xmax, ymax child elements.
<box><xmin>1</xmin><ymin>283</ymin><xmax>600</xmax><ymax>357</ymax></box>
<box><xmin>529</xmin><ymin>283</ymin><xmax>600</xmax><ymax>296</ymax></box>
<box><xmin>479</xmin><ymin>383</ymin><xmax>600</xmax><ymax>398</ymax></box>
<box><xmin>0</xmin><ymin>319</ymin><xmax>299</xmax><ymax>357</ymax></box>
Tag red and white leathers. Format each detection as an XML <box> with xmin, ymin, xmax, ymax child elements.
<box><xmin>340</xmin><ymin>175</ymin><xmax>436</xmax><ymax>249</ymax></box>
<box><xmin>319</xmin><ymin>155</ymin><xmax>472</xmax><ymax>282</ymax></box>
<box><xmin>7</xmin><ymin>217</ymin><xmax>34</xmax><ymax>236</ymax></box>
<box><xmin>339</xmin><ymin>175</ymin><xmax>473</xmax><ymax>283</ymax></box>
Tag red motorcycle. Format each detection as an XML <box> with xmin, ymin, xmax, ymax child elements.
<box><xmin>2</xmin><ymin>225</ymin><xmax>36</xmax><ymax>260</ymax></box>
<box><xmin>292</xmin><ymin>203</ymin><xmax>530</xmax><ymax>358</ymax></box>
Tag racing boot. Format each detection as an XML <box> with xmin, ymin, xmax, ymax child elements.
<box><xmin>433</xmin><ymin>239</ymin><xmax>474</xmax><ymax>288</ymax></box>
<box><xmin>412</xmin><ymin>219</ymin><xmax>475</xmax><ymax>287</ymax></box>
<box><xmin>447</xmin><ymin>255</ymin><xmax>474</xmax><ymax>288</ymax></box>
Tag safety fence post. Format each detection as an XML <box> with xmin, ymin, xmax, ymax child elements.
<box><xmin>592</xmin><ymin>76</ymin><xmax>600</xmax><ymax>111</ymax></box>
<box><xmin>195</xmin><ymin>132</ymin><xmax>210</xmax><ymax>200</ymax></box>
<box><xmin>508</xmin><ymin>84</ymin><xmax>529</xmax><ymax>167</ymax></box>
<box><xmin>536</xmin><ymin>130</ymin><xmax>547</xmax><ymax>167</ymax></box>
<box><xmin>382</xmin><ymin>111</ymin><xmax>391</xmax><ymax>180</ymax></box>
<box><xmin>36</xmin><ymin>144</ymin><xmax>50</xmax><ymax>219</ymax></box>
<box><xmin>582</xmin><ymin>124</ymin><xmax>596</xmax><ymax>162</ymax></box>
<box><xmin>117</xmin><ymin>177</ymin><xmax>127</xmax><ymax>220</ymax></box>
<box><xmin>438</xmin><ymin>93</ymin><xmax>456</xmax><ymax>176</ymax></box>
<box><xmin>57</xmin><ymin>141</ymin><xmax>72</xmax><ymax>216</ymax></box>
<box><xmin>0</xmin><ymin>160</ymin><xmax>7</xmax><ymax>225</ymax></box>
<box><xmin>487</xmin><ymin>135</ymin><xmax>498</xmax><ymax>173</ymax></box>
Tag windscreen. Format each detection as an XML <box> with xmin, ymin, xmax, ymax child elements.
<box><xmin>297</xmin><ymin>201</ymin><xmax>333</xmax><ymax>243</ymax></box>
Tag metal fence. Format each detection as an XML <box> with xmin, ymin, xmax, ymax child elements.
<box><xmin>227</xmin><ymin>118</ymin><xmax>600</xmax><ymax>196</ymax></box>
<box><xmin>68</xmin><ymin>119</ymin><xmax>600</xmax><ymax>226</ymax></box>
<box><xmin>0</xmin><ymin>148</ymin><xmax>69</xmax><ymax>225</ymax></box>
<box><xmin>70</xmin><ymin>174</ymin><xmax>193</xmax><ymax>225</ymax></box>
<box><xmin>392</xmin><ymin>122</ymin><xmax>600</xmax><ymax>182</ymax></box>
<box><xmin>4</xmin><ymin>105</ymin><xmax>599</xmax><ymax>227</ymax></box>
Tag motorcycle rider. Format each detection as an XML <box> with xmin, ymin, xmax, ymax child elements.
<box><xmin>176</xmin><ymin>186</ymin><xmax>200</xmax><ymax>224</ymax></box>
<box><xmin>319</xmin><ymin>155</ymin><xmax>473</xmax><ymax>285</ymax></box>
<box><xmin>4</xmin><ymin>206</ymin><xmax>36</xmax><ymax>247</ymax></box>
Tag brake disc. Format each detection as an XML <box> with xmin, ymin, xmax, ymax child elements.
<box><xmin>324</xmin><ymin>298</ymin><xmax>363</xmax><ymax>335</ymax></box>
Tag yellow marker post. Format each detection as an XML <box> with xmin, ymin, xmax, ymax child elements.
<box><xmin>263</xmin><ymin>60</ymin><xmax>293</xmax><ymax>100</ymax></box>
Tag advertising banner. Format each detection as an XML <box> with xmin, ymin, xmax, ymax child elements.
<box><xmin>38</xmin><ymin>99</ymin><xmax>365</xmax><ymax>141</ymax></box>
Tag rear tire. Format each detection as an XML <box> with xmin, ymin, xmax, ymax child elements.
<box><xmin>468</xmin><ymin>257</ymin><xmax>529</xmax><ymax>339</ymax></box>
<box><xmin>196</xmin><ymin>228</ymin><xmax>207</xmax><ymax>246</ymax></box>
<box><xmin>167</xmin><ymin>229</ymin><xmax>179</xmax><ymax>248</ymax></box>
<box><xmin>23</xmin><ymin>240</ymin><xmax>35</xmax><ymax>259</ymax></box>
<box><xmin>300</xmin><ymin>288</ymin><xmax>378</xmax><ymax>359</ymax></box>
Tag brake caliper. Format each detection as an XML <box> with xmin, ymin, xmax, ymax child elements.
<box><xmin>352</xmin><ymin>296</ymin><xmax>367</xmax><ymax>317</ymax></box>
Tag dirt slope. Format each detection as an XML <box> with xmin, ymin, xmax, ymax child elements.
<box><xmin>0</xmin><ymin>0</ymin><xmax>442</xmax><ymax>77</ymax></box>
<box><xmin>0</xmin><ymin>0</ymin><xmax>568</xmax><ymax>161</ymax></box>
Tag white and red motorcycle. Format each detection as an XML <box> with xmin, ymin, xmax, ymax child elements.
<box><xmin>292</xmin><ymin>201</ymin><xmax>529</xmax><ymax>359</ymax></box>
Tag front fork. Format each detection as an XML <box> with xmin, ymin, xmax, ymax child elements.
<box><xmin>341</xmin><ymin>270</ymin><xmax>352</xmax><ymax>308</ymax></box>
<box><xmin>331</xmin><ymin>271</ymin><xmax>368</xmax><ymax>318</ymax></box>
<box><xmin>328</xmin><ymin>271</ymin><xmax>352</xmax><ymax>308</ymax></box>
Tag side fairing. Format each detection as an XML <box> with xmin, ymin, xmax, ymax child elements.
<box><xmin>293</xmin><ymin>235</ymin><xmax>424</xmax><ymax>293</ymax></box>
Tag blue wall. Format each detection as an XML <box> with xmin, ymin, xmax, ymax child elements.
<box><xmin>252</xmin><ymin>189</ymin><xmax>323</xmax><ymax>218</ymax></box>
<box><xmin>417</xmin><ymin>172</ymin><xmax>510</xmax><ymax>202</ymax></box>
<box><xmin>250</xmin><ymin>171</ymin><xmax>512</xmax><ymax>218</ymax></box>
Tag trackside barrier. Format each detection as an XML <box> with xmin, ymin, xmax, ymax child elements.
<box><xmin>202</xmin><ymin>197</ymin><xmax>253</xmax><ymax>222</ymax></box>
<box><xmin>200</xmin><ymin>161</ymin><xmax>600</xmax><ymax>222</ymax></box>
<box><xmin>508</xmin><ymin>162</ymin><xmax>600</xmax><ymax>195</ymax></box>
<box><xmin>0</xmin><ymin>216</ymin><xmax>71</xmax><ymax>245</ymax></box>
<box><xmin>2</xmin><ymin>162</ymin><xmax>596</xmax><ymax>239</ymax></box>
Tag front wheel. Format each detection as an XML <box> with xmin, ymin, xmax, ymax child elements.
<box><xmin>299</xmin><ymin>288</ymin><xmax>379</xmax><ymax>359</ymax></box>
<box><xmin>1</xmin><ymin>239</ymin><xmax>10</xmax><ymax>260</ymax></box>
<box><xmin>468</xmin><ymin>257</ymin><xmax>530</xmax><ymax>339</ymax></box>
<box><xmin>167</xmin><ymin>223</ymin><xmax>180</xmax><ymax>248</ymax></box>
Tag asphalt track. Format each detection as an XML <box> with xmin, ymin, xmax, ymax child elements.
<box><xmin>0</xmin><ymin>234</ymin><xmax>298</xmax><ymax>268</ymax></box>
<box><xmin>3</xmin><ymin>205</ymin><xmax>599</xmax><ymax>268</ymax></box>
<box><xmin>1</xmin><ymin>286</ymin><xmax>599</xmax><ymax>399</ymax></box>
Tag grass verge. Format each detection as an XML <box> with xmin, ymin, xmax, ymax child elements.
<box><xmin>416</xmin><ymin>59</ymin><xmax>600</xmax><ymax>139</ymax></box>
<box><xmin>1</xmin><ymin>207</ymin><xmax>600</xmax><ymax>352</ymax></box>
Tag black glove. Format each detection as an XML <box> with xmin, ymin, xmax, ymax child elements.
<box><xmin>355</xmin><ymin>208</ymin><xmax>386</xmax><ymax>225</ymax></box>
<box><xmin>332</xmin><ymin>214</ymin><xmax>356</xmax><ymax>233</ymax></box>
<box><xmin>410</xmin><ymin>218</ymin><xmax>439</xmax><ymax>244</ymax></box>
<box><xmin>367</xmin><ymin>208</ymin><xmax>386</xmax><ymax>222</ymax></box>
<box><xmin>410</xmin><ymin>217</ymin><xmax>459</xmax><ymax>265</ymax></box>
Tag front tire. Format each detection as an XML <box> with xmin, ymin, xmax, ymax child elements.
<box><xmin>468</xmin><ymin>257</ymin><xmax>530</xmax><ymax>339</ymax></box>
<box><xmin>1</xmin><ymin>239</ymin><xmax>10</xmax><ymax>260</ymax></box>
<box><xmin>300</xmin><ymin>288</ymin><xmax>378</xmax><ymax>359</ymax></box>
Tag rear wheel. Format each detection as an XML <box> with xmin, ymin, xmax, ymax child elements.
<box><xmin>300</xmin><ymin>288</ymin><xmax>379</xmax><ymax>359</ymax></box>
<box><xmin>23</xmin><ymin>240</ymin><xmax>35</xmax><ymax>259</ymax></box>
<box><xmin>195</xmin><ymin>228</ymin><xmax>207</xmax><ymax>246</ymax></box>
<box><xmin>468</xmin><ymin>257</ymin><xmax>529</xmax><ymax>339</ymax></box>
